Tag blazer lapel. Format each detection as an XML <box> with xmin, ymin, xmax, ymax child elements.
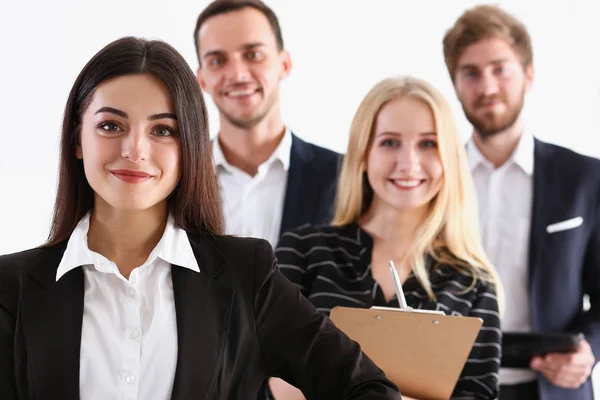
<box><xmin>21</xmin><ymin>245</ymin><xmax>84</xmax><ymax>400</ymax></box>
<box><xmin>280</xmin><ymin>133</ymin><xmax>317</xmax><ymax>236</ymax></box>
<box><xmin>171</xmin><ymin>234</ymin><xmax>234</xmax><ymax>400</ymax></box>
<box><xmin>528</xmin><ymin>139</ymin><xmax>554</xmax><ymax>325</ymax></box>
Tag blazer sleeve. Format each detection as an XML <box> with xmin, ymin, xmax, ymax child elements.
<box><xmin>571</xmin><ymin>200</ymin><xmax>600</xmax><ymax>358</ymax></box>
<box><xmin>0</xmin><ymin>259</ymin><xmax>20</xmax><ymax>399</ymax></box>
<box><xmin>252</xmin><ymin>239</ymin><xmax>400</xmax><ymax>399</ymax></box>
<box><xmin>452</xmin><ymin>282</ymin><xmax>501</xmax><ymax>400</ymax></box>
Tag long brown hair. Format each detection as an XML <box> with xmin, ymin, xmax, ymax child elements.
<box><xmin>45</xmin><ymin>37</ymin><xmax>223</xmax><ymax>246</ymax></box>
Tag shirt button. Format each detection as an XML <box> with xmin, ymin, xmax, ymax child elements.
<box><xmin>124</xmin><ymin>374</ymin><xmax>135</xmax><ymax>384</ymax></box>
<box><xmin>126</xmin><ymin>288</ymin><xmax>136</xmax><ymax>298</ymax></box>
<box><xmin>130</xmin><ymin>331</ymin><xmax>140</xmax><ymax>340</ymax></box>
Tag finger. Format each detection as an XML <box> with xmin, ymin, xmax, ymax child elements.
<box><xmin>545</xmin><ymin>340</ymin><xmax>596</xmax><ymax>366</ymax></box>
<box><xmin>530</xmin><ymin>356</ymin><xmax>546</xmax><ymax>370</ymax></box>
<box><xmin>543</xmin><ymin>353</ymin><xmax>573</xmax><ymax>365</ymax></box>
<box><xmin>544</xmin><ymin>352</ymin><xmax>594</xmax><ymax>369</ymax></box>
<box><xmin>555</xmin><ymin>367</ymin><xmax>592</xmax><ymax>383</ymax></box>
<box><xmin>550</xmin><ymin>365</ymin><xmax>593</xmax><ymax>388</ymax></box>
<box><xmin>543</xmin><ymin>360</ymin><xmax>591</xmax><ymax>378</ymax></box>
<box><xmin>544</xmin><ymin>368</ymin><xmax>583</xmax><ymax>389</ymax></box>
<box><xmin>552</xmin><ymin>374</ymin><xmax>588</xmax><ymax>389</ymax></box>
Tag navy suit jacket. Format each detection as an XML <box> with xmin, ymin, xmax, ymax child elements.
<box><xmin>527</xmin><ymin>139</ymin><xmax>600</xmax><ymax>400</ymax></box>
<box><xmin>278</xmin><ymin>133</ymin><xmax>342</xmax><ymax>239</ymax></box>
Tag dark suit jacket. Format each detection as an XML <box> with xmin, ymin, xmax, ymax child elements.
<box><xmin>527</xmin><ymin>139</ymin><xmax>600</xmax><ymax>400</ymax></box>
<box><xmin>279</xmin><ymin>133</ymin><xmax>342</xmax><ymax>238</ymax></box>
<box><xmin>0</xmin><ymin>234</ymin><xmax>400</xmax><ymax>399</ymax></box>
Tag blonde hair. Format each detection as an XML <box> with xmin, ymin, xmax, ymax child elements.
<box><xmin>443</xmin><ymin>5</ymin><xmax>533</xmax><ymax>81</ymax></box>
<box><xmin>333</xmin><ymin>76</ymin><xmax>504</xmax><ymax>312</ymax></box>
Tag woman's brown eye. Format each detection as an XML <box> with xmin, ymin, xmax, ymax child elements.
<box><xmin>154</xmin><ymin>126</ymin><xmax>174</xmax><ymax>137</ymax></box>
<box><xmin>100</xmin><ymin>122</ymin><xmax>120</xmax><ymax>132</ymax></box>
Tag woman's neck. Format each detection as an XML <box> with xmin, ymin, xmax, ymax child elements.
<box><xmin>359</xmin><ymin>200</ymin><xmax>427</xmax><ymax>296</ymax></box>
<box><xmin>359</xmin><ymin>200</ymin><xmax>429</xmax><ymax>279</ymax></box>
<box><xmin>359</xmin><ymin>200</ymin><xmax>427</xmax><ymax>250</ymax></box>
<box><xmin>87</xmin><ymin>200</ymin><xmax>168</xmax><ymax>279</ymax></box>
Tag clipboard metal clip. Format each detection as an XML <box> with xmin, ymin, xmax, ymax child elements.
<box><xmin>374</xmin><ymin>261</ymin><xmax>444</xmax><ymax>316</ymax></box>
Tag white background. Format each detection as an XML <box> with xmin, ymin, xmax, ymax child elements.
<box><xmin>1</xmin><ymin>0</ymin><xmax>599</xmax><ymax>253</ymax></box>
<box><xmin>1</xmin><ymin>0</ymin><xmax>600</xmax><ymax>390</ymax></box>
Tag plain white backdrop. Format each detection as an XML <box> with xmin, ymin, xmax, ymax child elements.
<box><xmin>1</xmin><ymin>0</ymin><xmax>600</xmax><ymax>391</ymax></box>
<box><xmin>1</xmin><ymin>0</ymin><xmax>599</xmax><ymax>253</ymax></box>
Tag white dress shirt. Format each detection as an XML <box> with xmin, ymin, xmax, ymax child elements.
<box><xmin>467</xmin><ymin>132</ymin><xmax>538</xmax><ymax>385</ymax></box>
<box><xmin>55</xmin><ymin>213</ymin><xmax>200</xmax><ymax>400</ymax></box>
<box><xmin>213</xmin><ymin>128</ymin><xmax>292</xmax><ymax>248</ymax></box>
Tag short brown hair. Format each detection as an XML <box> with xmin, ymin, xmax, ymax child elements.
<box><xmin>443</xmin><ymin>5</ymin><xmax>533</xmax><ymax>80</ymax></box>
<box><xmin>193</xmin><ymin>0</ymin><xmax>284</xmax><ymax>66</ymax></box>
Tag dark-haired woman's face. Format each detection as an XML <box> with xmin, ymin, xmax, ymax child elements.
<box><xmin>76</xmin><ymin>73</ymin><xmax>181</xmax><ymax>214</ymax></box>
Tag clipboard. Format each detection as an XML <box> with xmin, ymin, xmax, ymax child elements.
<box><xmin>330</xmin><ymin>306</ymin><xmax>483</xmax><ymax>400</ymax></box>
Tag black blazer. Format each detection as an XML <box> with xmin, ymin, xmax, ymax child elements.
<box><xmin>279</xmin><ymin>133</ymin><xmax>342</xmax><ymax>238</ymax></box>
<box><xmin>0</xmin><ymin>234</ymin><xmax>400</xmax><ymax>399</ymax></box>
<box><xmin>527</xmin><ymin>139</ymin><xmax>600</xmax><ymax>400</ymax></box>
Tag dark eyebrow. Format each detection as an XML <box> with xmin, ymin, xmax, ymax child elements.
<box><xmin>203</xmin><ymin>49</ymin><xmax>224</xmax><ymax>60</ymax></box>
<box><xmin>202</xmin><ymin>42</ymin><xmax>266</xmax><ymax>60</ymax></box>
<box><xmin>149</xmin><ymin>113</ymin><xmax>177</xmax><ymax>121</ymax></box>
<box><xmin>241</xmin><ymin>42</ymin><xmax>265</xmax><ymax>50</ymax></box>
<box><xmin>94</xmin><ymin>107</ymin><xmax>176</xmax><ymax>121</ymax></box>
<box><xmin>95</xmin><ymin>106</ymin><xmax>128</xmax><ymax>118</ymax></box>
<box><xmin>458</xmin><ymin>64</ymin><xmax>478</xmax><ymax>72</ymax></box>
<box><xmin>458</xmin><ymin>59</ymin><xmax>511</xmax><ymax>71</ymax></box>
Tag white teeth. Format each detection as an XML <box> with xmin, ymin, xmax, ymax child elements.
<box><xmin>393</xmin><ymin>180</ymin><xmax>421</xmax><ymax>188</ymax></box>
<box><xmin>227</xmin><ymin>89</ymin><xmax>256</xmax><ymax>97</ymax></box>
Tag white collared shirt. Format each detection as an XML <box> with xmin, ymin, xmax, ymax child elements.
<box><xmin>467</xmin><ymin>132</ymin><xmax>537</xmax><ymax>385</ymax></box>
<box><xmin>213</xmin><ymin>128</ymin><xmax>292</xmax><ymax>247</ymax></box>
<box><xmin>56</xmin><ymin>213</ymin><xmax>199</xmax><ymax>400</ymax></box>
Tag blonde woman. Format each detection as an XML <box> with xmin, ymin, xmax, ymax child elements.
<box><xmin>273</xmin><ymin>76</ymin><xmax>503</xmax><ymax>399</ymax></box>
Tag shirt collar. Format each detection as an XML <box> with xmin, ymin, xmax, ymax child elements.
<box><xmin>212</xmin><ymin>127</ymin><xmax>292</xmax><ymax>173</ymax></box>
<box><xmin>466</xmin><ymin>131</ymin><xmax>534</xmax><ymax>176</ymax></box>
<box><xmin>56</xmin><ymin>213</ymin><xmax>200</xmax><ymax>281</ymax></box>
<box><xmin>512</xmin><ymin>131</ymin><xmax>534</xmax><ymax>176</ymax></box>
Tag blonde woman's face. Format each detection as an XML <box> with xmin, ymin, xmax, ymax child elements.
<box><xmin>366</xmin><ymin>97</ymin><xmax>443</xmax><ymax>213</ymax></box>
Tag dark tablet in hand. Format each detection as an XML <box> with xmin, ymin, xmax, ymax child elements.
<box><xmin>501</xmin><ymin>332</ymin><xmax>584</xmax><ymax>368</ymax></box>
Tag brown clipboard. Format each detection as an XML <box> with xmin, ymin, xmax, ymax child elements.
<box><xmin>330</xmin><ymin>306</ymin><xmax>483</xmax><ymax>400</ymax></box>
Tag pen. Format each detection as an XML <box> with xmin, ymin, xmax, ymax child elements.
<box><xmin>389</xmin><ymin>260</ymin><xmax>409</xmax><ymax>309</ymax></box>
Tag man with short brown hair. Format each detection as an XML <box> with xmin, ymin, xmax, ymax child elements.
<box><xmin>444</xmin><ymin>5</ymin><xmax>600</xmax><ymax>400</ymax></box>
<box><xmin>194</xmin><ymin>0</ymin><xmax>342</xmax><ymax>250</ymax></box>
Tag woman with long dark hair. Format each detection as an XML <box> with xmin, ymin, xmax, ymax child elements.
<box><xmin>0</xmin><ymin>37</ymin><xmax>399</xmax><ymax>400</ymax></box>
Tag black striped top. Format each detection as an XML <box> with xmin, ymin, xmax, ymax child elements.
<box><xmin>275</xmin><ymin>223</ymin><xmax>501</xmax><ymax>400</ymax></box>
